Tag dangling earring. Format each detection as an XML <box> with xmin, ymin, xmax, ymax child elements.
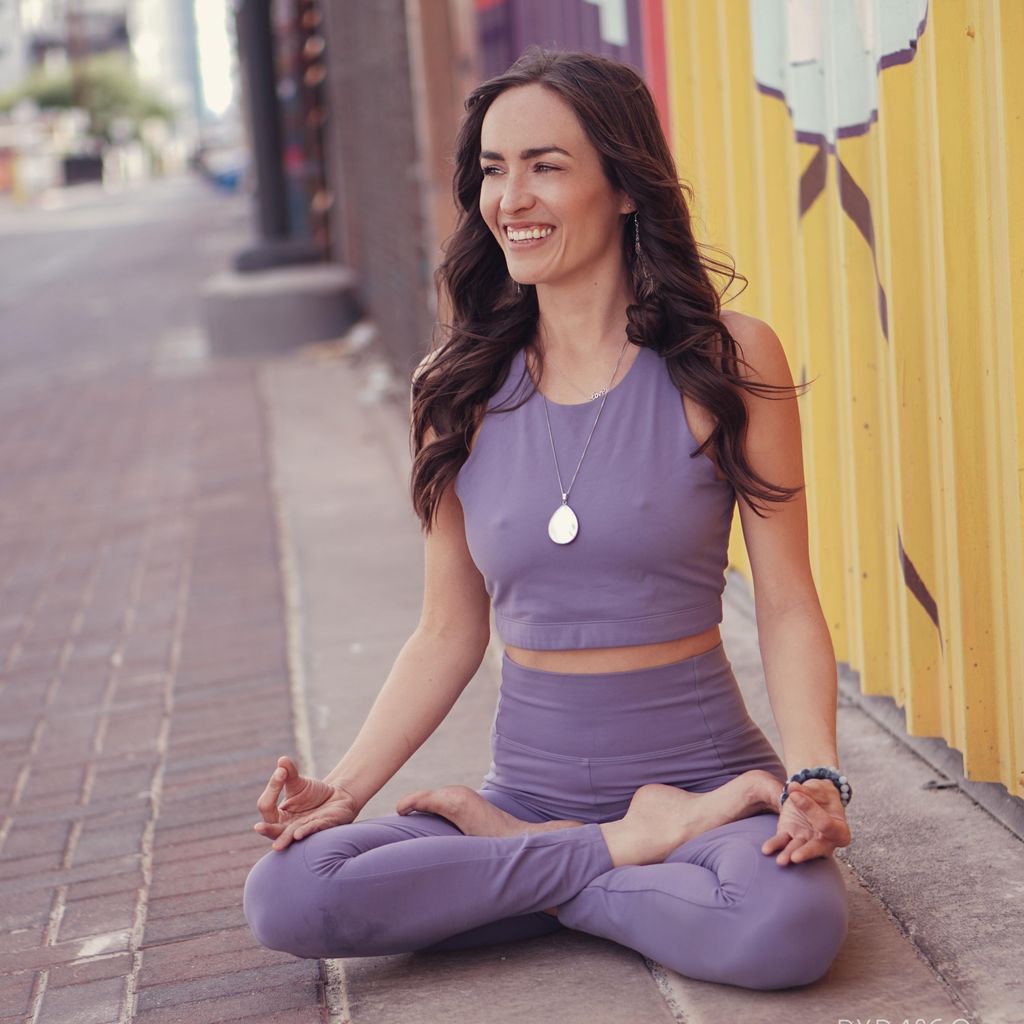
<box><xmin>633</xmin><ymin>210</ymin><xmax>654</xmax><ymax>287</ymax></box>
<box><xmin>515</xmin><ymin>281</ymin><xmax>522</xmax><ymax>296</ymax></box>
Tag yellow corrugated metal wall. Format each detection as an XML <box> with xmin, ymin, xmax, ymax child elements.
<box><xmin>664</xmin><ymin>0</ymin><xmax>1023</xmax><ymax>797</ymax></box>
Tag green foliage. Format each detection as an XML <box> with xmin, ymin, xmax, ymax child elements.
<box><xmin>0</xmin><ymin>52</ymin><xmax>175</xmax><ymax>142</ymax></box>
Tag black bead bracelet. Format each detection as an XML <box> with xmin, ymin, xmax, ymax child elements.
<box><xmin>779</xmin><ymin>765</ymin><xmax>852</xmax><ymax>808</ymax></box>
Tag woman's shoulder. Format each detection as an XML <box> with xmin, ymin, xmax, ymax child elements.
<box><xmin>719</xmin><ymin>310</ymin><xmax>785</xmax><ymax>375</ymax></box>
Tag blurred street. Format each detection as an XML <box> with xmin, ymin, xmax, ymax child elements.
<box><xmin>0</xmin><ymin>178</ymin><xmax>229</xmax><ymax>387</ymax></box>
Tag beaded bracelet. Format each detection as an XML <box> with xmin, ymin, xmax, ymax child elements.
<box><xmin>779</xmin><ymin>765</ymin><xmax>852</xmax><ymax>808</ymax></box>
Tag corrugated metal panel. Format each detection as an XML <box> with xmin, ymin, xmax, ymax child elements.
<box><xmin>663</xmin><ymin>0</ymin><xmax>1022</xmax><ymax>796</ymax></box>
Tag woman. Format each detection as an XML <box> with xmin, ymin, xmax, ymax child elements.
<box><xmin>243</xmin><ymin>46</ymin><xmax>852</xmax><ymax>991</ymax></box>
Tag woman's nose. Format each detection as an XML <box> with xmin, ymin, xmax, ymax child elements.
<box><xmin>499</xmin><ymin>176</ymin><xmax>534</xmax><ymax>214</ymax></box>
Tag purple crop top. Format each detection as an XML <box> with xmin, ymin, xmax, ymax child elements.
<box><xmin>454</xmin><ymin>343</ymin><xmax>736</xmax><ymax>650</ymax></box>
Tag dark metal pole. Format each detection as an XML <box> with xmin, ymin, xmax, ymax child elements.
<box><xmin>236</xmin><ymin>0</ymin><xmax>289</xmax><ymax>241</ymax></box>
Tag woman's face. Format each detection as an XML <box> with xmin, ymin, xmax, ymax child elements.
<box><xmin>478</xmin><ymin>83</ymin><xmax>632</xmax><ymax>288</ymax></box>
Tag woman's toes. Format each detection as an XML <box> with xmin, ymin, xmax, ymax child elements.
<box><xmin>400</xmin><ymin>785</ymin><xmax>513</xmax><ymax>836</ymax></box>
<box><xmin>395</xmin><ymin>790</ymin><xmax>428</xmax><ymax>815</ymax></box>
<box><xmin>396</xmin><ymin>785</ymin><xmax>571</xmax><ymax>838</ymax></box>
<box><xmin>422</xmin><ymin>785</ymin><xmax>472</xmax><ymax>815</ymax></box>
<box><xmin>398</xmin><ymin>785</ymin><xmax>471</xmax><ymax>820</ymax></box>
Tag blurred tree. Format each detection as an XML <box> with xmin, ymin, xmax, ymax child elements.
<box><xmin>0</xmin><ymin>53</ymin><xmax>175</xmax><ymax>144</ymax></box>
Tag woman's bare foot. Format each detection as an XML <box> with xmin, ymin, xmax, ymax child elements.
<box><xmin>396</xmin><ymin>784</ymin><xmax>584</xmax><ymax>838</ymax></box>
<box><xmin>601</xmin><ymin>769</ymin><xmax>783</xmax><ymax>868</ymax></box>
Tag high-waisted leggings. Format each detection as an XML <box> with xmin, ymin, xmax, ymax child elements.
<box><xmin>243</xmin><ymin>641</ymin><xmax>849</xmax><ymax>990</ymax></box>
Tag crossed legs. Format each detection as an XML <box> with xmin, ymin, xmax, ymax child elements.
<box><xmin>244</xmin><ymin>773</ymin><xmax>848</xmax><ymax>990</ymax></box>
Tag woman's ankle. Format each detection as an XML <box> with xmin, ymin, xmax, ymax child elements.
<box><xmin>598</xmin><ymin>818</ymin><xmax>659</xmax><ymax>868</ymax></box>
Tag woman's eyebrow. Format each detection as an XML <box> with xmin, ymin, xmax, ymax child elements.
<box><xmin>479</xmin><ymin>146</ymin><xmax>573</xmax><ymax>161</ymax></box>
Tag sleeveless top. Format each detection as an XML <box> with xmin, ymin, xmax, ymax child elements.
<box><xmin>454</xmin><ymin>343</ymin><xmax>736</xmax><ymax>650</ymax></box>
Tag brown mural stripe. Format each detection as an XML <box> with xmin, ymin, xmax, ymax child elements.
<box><xmin>898</xmin><ymin>525</ymin><xmax>943</xmax><ymax>650</ymax></box>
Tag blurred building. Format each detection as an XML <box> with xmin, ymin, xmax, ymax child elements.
<box><xmin>0</xmin><ymin>0</ymin><xmax>27</xmax><ymax>94</ymax></box>
<box><xmin>14</xmin><ymin>0</ymin><xmax>205</xmax><ymax>149</ymax></box>
<box><xmin>227</xmin><ymin>0</ymin><xmax>478</xmax><ymax>377</ymax></box>
<box><xmin>20</xmin><ymin>0</ymin><xmax>131</xmax><ymax>69</ymax></box>
<box><xmin>0</xmin><ymin>0</ymin><xmax>216</xmax><ymax>191</ymax></box>
<box><xmin>129</xmin><ymin>0</ymin><xmax>204</xmax><ymax>149</ymax></box>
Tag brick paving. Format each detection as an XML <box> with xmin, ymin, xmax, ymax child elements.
<box><xmin>0</xmin><ymin>364</ymin><xmax>328</xmax><ymax>1022</ymax></box>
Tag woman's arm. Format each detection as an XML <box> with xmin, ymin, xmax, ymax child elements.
<box><xmin>726</xmin><ymin>314</ymin><xmax>850</xmax><ymax>864</ymax></box>
<box><xmin>254</xmin><ymin>421</ymin><xmax>492</xmax><ymax>846</ymax></box>
<box><xmin>323</xmin><ymin>623</ymin><xmax>489</xmax><ymax>810</ymax></box>
<box><xmin>727</xmin><ymin>313</ymin><xmax>838</xmax><ymax>768</ymax></box>
<box><xmin>255</xmin><ymin>624</ymin><xmax>485</xmax><ymax>850</ymax></box>
<box><xmin>719</xmin><ymin>320</ymin><xmax>853</xmax><ymax>864</ymax></box>
<box><xmin>757</xmin><ymin>598</ymin><xmax>840</xmax><ymax>774</ymax></box>
<box><xmin>327</xmin><ymin>420</ymin><xmax>493</xmax><ymax>797</ymax></box>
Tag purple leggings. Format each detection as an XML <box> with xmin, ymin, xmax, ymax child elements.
<box><xmin>243</xmin><ymin>641</ymin><xmax>848</xmax><ymax>990</ymax></box>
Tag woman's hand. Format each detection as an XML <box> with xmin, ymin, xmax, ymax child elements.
<box><xmin>254</xmin><ymin>755</ymin><xmax>362</xmax><ymax>851</ymax></box>
<box><xmin>761</xmin><ymin>778</ymin><xmax>852</xmax><ymax>866</ymax></box>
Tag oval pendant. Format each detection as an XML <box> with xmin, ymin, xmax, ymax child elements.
<box><xmin>548</xmin><ymin>502</ymin><xmax>579</xmax><ymax>544</ymax></box>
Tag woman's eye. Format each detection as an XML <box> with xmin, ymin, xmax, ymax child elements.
<box><xmin>481</xmin><ymin>164</ymin><xmax>558</xmax><ymax>175</ymax></box>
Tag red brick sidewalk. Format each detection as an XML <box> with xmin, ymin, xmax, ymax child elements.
<box><xmin>0</xmin><ymin>364</ymin><xmax>329</xmax><ymax>1022</ymax></box>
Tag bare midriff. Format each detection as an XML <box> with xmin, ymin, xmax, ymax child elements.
<box><xmin>504</xmin><ymin>624</ymin><xmax>722</xmax><ymax>674</ymax></box>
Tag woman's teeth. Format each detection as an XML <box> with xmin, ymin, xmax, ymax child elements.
<box><xmin>506</xmin><ymin>226</ymin><xmax>555</xmax><ymax>242</ymax></box>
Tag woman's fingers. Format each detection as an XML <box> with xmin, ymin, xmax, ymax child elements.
<box><xmin>263</xmin><ymin>813</ymin><xmax>305</xmax><ymax>851</ymax></box>
<box><xmin>773</xmin><ymin>834</ymin><xmax>806</xmax><ymax>866</ymax></box>
<box><xmin>271</xmin><ymin>824</ymin><xmax>298</xmax><ymax>852</ymax></box>
<box><xmin>255</xmin><ymin>814</ymin><xmax>316</xmax><ymax>845</ymax></box>
<box><xmin>272</xmin><ymin>814</ymin><xmax>326</xmax><ymax>852</ymax></box>
<box><xmin>256</xmin><ymin>764</ymin><xmax>288</xmax><ymax>823</ymax></box>
<box><xmin>761</xmin><ymin>784</ymin><xmax>825</xmax><ymax>861</ymax></box>
<box><xmin>255</xmin><ymin>756</ymin><xmax>308</xmax><ymax>824</ymax></box>
<box><xmin>761</xmin><ymin>829</ymin><xmax>790</xmax><ymax>855</ymax></box>
<box><xmin>761</xmin><ymin>827</ymin><xmax>805</xmax><ymax>864</ymax></box>
<box><xmin>254</xmin><ymin>820</ymin><xmax>286</xmax><ymax>840</ymax></box>
<box><xmin>790</xmin><ymin>837</ymin><xmax>833</xmax><ymax>863</ymax></box>
<box><xmin>291</xmin><ymin>817</ymin><xmax>329</xmax><ymax>842</ymax></box>
<box><xmin>764</xmin><ymin>783</ymin><xmax>850</xmax><ymax>864</ymax></box>
<box><xmin>788</xmin><ymin>785</ymin><xmax>851</xmax><ymax>847</ymax></box>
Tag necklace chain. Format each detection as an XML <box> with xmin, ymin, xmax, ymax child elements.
<box><xmin>543</xmin><ymin>356</ymin><xmax>613</xmax><ymax>401</ymax></box>
<box><xmin>536</xmin><ymin>337</ymin><xmax>632</xmax><ymax>504</ymax></box>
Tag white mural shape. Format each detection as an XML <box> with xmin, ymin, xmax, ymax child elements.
<box><xmin>750</xmin><ymin>0</ymin><xmax>929</xmax><ymax>146</ymax></box>
<box><xmin>584</xmin><ymin>0</ymin><xmax>629</xmax><ymax>48</ymax></box>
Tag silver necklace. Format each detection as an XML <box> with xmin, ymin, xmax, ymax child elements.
<box><xmin>532</xmin><ymin>337</ymin><xmax>632</xmax><ymax>544</ymax></box>
<box><xmin>544</xmin><ymin>358</ymin><xmax>614</xmax><ymax>402</ymax></box>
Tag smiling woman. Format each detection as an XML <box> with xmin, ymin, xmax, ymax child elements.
<box><xmin>477</xmin><ymin>86</ymin><xmax>633</xmax><ymax>305</ymax></box>
<box><xmin>243</xmin><ymin>45</ymin><xmax>851</xmax><ymax>993</ymax></box>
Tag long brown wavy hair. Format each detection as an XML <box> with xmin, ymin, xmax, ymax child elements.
<box><xmin>410</xmin><ymin>46</ymin><xmax>808</xmax><ymax>533</ymax></box>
